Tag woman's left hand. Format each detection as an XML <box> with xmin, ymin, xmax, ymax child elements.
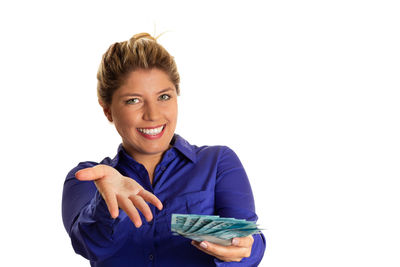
<box><xmin>191</xmin><ymin>235</ymin><xmax>254</xmax><ymax>262</ymax></box>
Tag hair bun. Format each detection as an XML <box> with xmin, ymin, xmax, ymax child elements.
<box><xmin>131</xmin><ymin>32</ymin><xmax>156</xmax><ymax>41</ymax></box>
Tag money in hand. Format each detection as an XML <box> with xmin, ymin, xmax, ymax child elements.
<box><xmin>171</xmin><ymin>214</ymin><xmax>261</xmax><ymax>246</ymax></box>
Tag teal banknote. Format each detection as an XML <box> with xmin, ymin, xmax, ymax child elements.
<box><xmin>171</xmin><ymin>214</ymin><xmax>261</xmax><ymax>246</ymax></box>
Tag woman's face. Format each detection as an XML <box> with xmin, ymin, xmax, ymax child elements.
<box><xmin>103</xmin><ymin>68</ymin><xmax>178</xmax><ymax>160</ymax></box>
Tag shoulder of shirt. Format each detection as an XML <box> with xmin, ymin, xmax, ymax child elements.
<box><xmin>174</xmin><ymin>134</ymin><xmax>238</xmax><ymax>163</ymax></box>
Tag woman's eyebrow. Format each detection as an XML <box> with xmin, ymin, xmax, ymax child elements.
<box><xmin>120</xmin><ymin>93</ymin><xmax>142</xmax><ymax>97</ymax></box>
<box><xmin>120</xmin><ymin>87</ymin><xmax>174</xmax><ymax>98</ymax></box>
<box><xmin>157</xmin><ymin>87</ymin><xmax>174</xmax><ymax>94</ymax></box>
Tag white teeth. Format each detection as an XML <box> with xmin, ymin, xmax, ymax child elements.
<box><xmin>138</xmin><ymin>125</ymin><xmax>164</xmax><ymax>135</ymax></box>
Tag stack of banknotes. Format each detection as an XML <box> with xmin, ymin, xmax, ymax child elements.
<box><xmin>171</xmin><ymin>213</ymin><xmax>261</xmax><ymax>246</ymax></box>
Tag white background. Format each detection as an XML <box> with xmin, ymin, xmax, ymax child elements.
<box><xmin>1</xmin><ymin>0</ymin><xmax>399</xmax><ymax>266</ymax></box>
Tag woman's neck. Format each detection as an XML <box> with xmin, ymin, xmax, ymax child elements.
<box><xmin>122</xmin><ymin>143</ymin><xmax>172</xmax><ymax>185</ymax></box>
<box><xmin>131</xmin><ymin>152</ymin><xmax>163</xmax><ymax>184</ymax></box>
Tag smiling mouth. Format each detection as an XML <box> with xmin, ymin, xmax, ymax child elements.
<box><xmin>137</xmin><ymin>125</ymin><xmax>165</xmax><ymax>136</ymax></box>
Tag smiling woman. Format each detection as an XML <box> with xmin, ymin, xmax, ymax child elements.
<box><xmin>62</xmin><ymin>33</ymin><xmax>266</xmax><ymax>266</ymax></box>
<box><xmin>101</xmin><ymin>69</ymin><xmax>178</xmax><ymax>182</ymax></box>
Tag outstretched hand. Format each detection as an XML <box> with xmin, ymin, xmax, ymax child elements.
<box><xmin>191</xmin><ymin>235</ymin><xmax>254</xmax><ymax>262</ymax></box>
<box><xmin>75</xmin><ymin>164</ymin><xmax>163</xmax><ymax>227</ymax></box>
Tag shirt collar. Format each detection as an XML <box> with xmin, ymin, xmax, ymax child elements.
<box><xmin>170</xmin><ymin>134</ymin><xmax>197</xmax><ymax>163</ymax></box>
<box><xmin>111</xmin><ymin>134</ymin><xmax>197</xmax><ymax>165</ymax></box>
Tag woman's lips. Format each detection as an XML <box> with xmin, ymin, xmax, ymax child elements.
<box><xmin>136</xmin><ymin>124</ymin><xmax>166</xmax><ymax>140</ymax></box>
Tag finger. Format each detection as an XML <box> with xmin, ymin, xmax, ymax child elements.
<box><xmin>75</xmin><ymin>164</ymin><xmax>117</xmax><ymax>181</ymax></box>
<box><xmin>129</xmin><ymin>195</ymin><xmax>153</xmax><ymax>222</ymax></box>
<box><xmin>194</xmin><ymin>240</ymin><xmax>248</xmax><ymax>260</ymax></box>
<box><xmin>231</xmin><ymin>235</ymin><xmax>254</xmax><ymax>248</ymax></box>
<box><xmin>101</xmin><ymin>187</ymin><xmax>119</xmax><ymax>219</ymax></box>
<box><xmin>117</xmin><ymin>195</ymin><xmax>142</xmax><ymax>228</ymax></box>
<box><xmin>138</xmin><ymin>189</ymin><xmax>163</xmax><ymax>210</ymax></box>
<box><xmin>191</xmin><ymin>241</ymin><xmax>236</xmax><ymax>262</ymax></box>
<box><xmin>191</xmin><ymin>241</ymin><xmax>221</xmax><ymax>258</ymax></box>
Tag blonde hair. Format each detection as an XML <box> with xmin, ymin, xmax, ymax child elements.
<box><xmin>97</xmin><ymin>32</ymin><xmax>180</xmax><ymax>105</ymax></box>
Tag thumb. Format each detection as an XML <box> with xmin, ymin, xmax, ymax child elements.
<box><xmin>75</xmin><ymin>164</ymin><xmax>115</xmax><ymax>181</ymax></box>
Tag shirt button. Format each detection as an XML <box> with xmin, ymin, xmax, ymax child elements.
<box><xmin>161</xmin><ymin>166</ymin><xmax>166</xmax><ymax>171</ymax></box>
<box><xmin>149</xmin><ymin>254</ymin><xmax>154</xmax><ymax>261</ymax></box>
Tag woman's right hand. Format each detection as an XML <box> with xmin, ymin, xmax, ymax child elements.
<box><xmin>75</xmin><ymin>164</ymin><xmax>163</xmax><ymax>228</ymax></box>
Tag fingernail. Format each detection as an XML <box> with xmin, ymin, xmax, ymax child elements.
<box><xmin>232</xmin><ymin>238</ymin><xmax>239</xmax><ymax>246</ymax></box>
<box><xmin>200</xmin><ymin>242</ymin><xmax>208</xmax><ymax>249</ymax></box>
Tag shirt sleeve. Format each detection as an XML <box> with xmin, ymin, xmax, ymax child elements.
<box><xmin>213</xmin><ymin>147</ymin><xmax>266</xmax><ymax>266</ymax></box>
<box><xmin>62</xmin><ymin>161</ymin><xmax>131</xmax><ymax>262</ymax></box>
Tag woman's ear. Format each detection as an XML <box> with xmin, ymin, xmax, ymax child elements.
<box><xmin>98</xmin><ymin>99</ymin><xmax>113</xmax><ymax>122</ymax></box>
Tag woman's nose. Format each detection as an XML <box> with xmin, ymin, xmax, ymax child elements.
<box><xmin>142</xmin><ymin>102</ymin><xmax>161</xmax><ymax>121</ymax></box>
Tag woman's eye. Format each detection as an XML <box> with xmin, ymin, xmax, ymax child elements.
<box><xmin>159</xmin><ymin>94</ymin><xmax>171</xmax><ymax>101</ymax></box>
<box><xmin>126</xmin><ymin>98</ymin><xmax>140</xmax><ymax>104</ymax></box>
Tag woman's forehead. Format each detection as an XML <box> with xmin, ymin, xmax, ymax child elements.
<box><xmin>117</xmin><ymin>69</ymin><xmax>176</xmax><ymax>95</ymax></box>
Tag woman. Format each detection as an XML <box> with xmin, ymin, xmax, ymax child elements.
<box><xmin>62</xmin><ymin>33</ymin><xmax>266</xmax><ymax>266</ymax></box>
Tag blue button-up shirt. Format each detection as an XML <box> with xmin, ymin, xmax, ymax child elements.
<box><xmin>62</xmin><ymin>135</ymin><xmax>266</xmax><ymax>266</ymax></box>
